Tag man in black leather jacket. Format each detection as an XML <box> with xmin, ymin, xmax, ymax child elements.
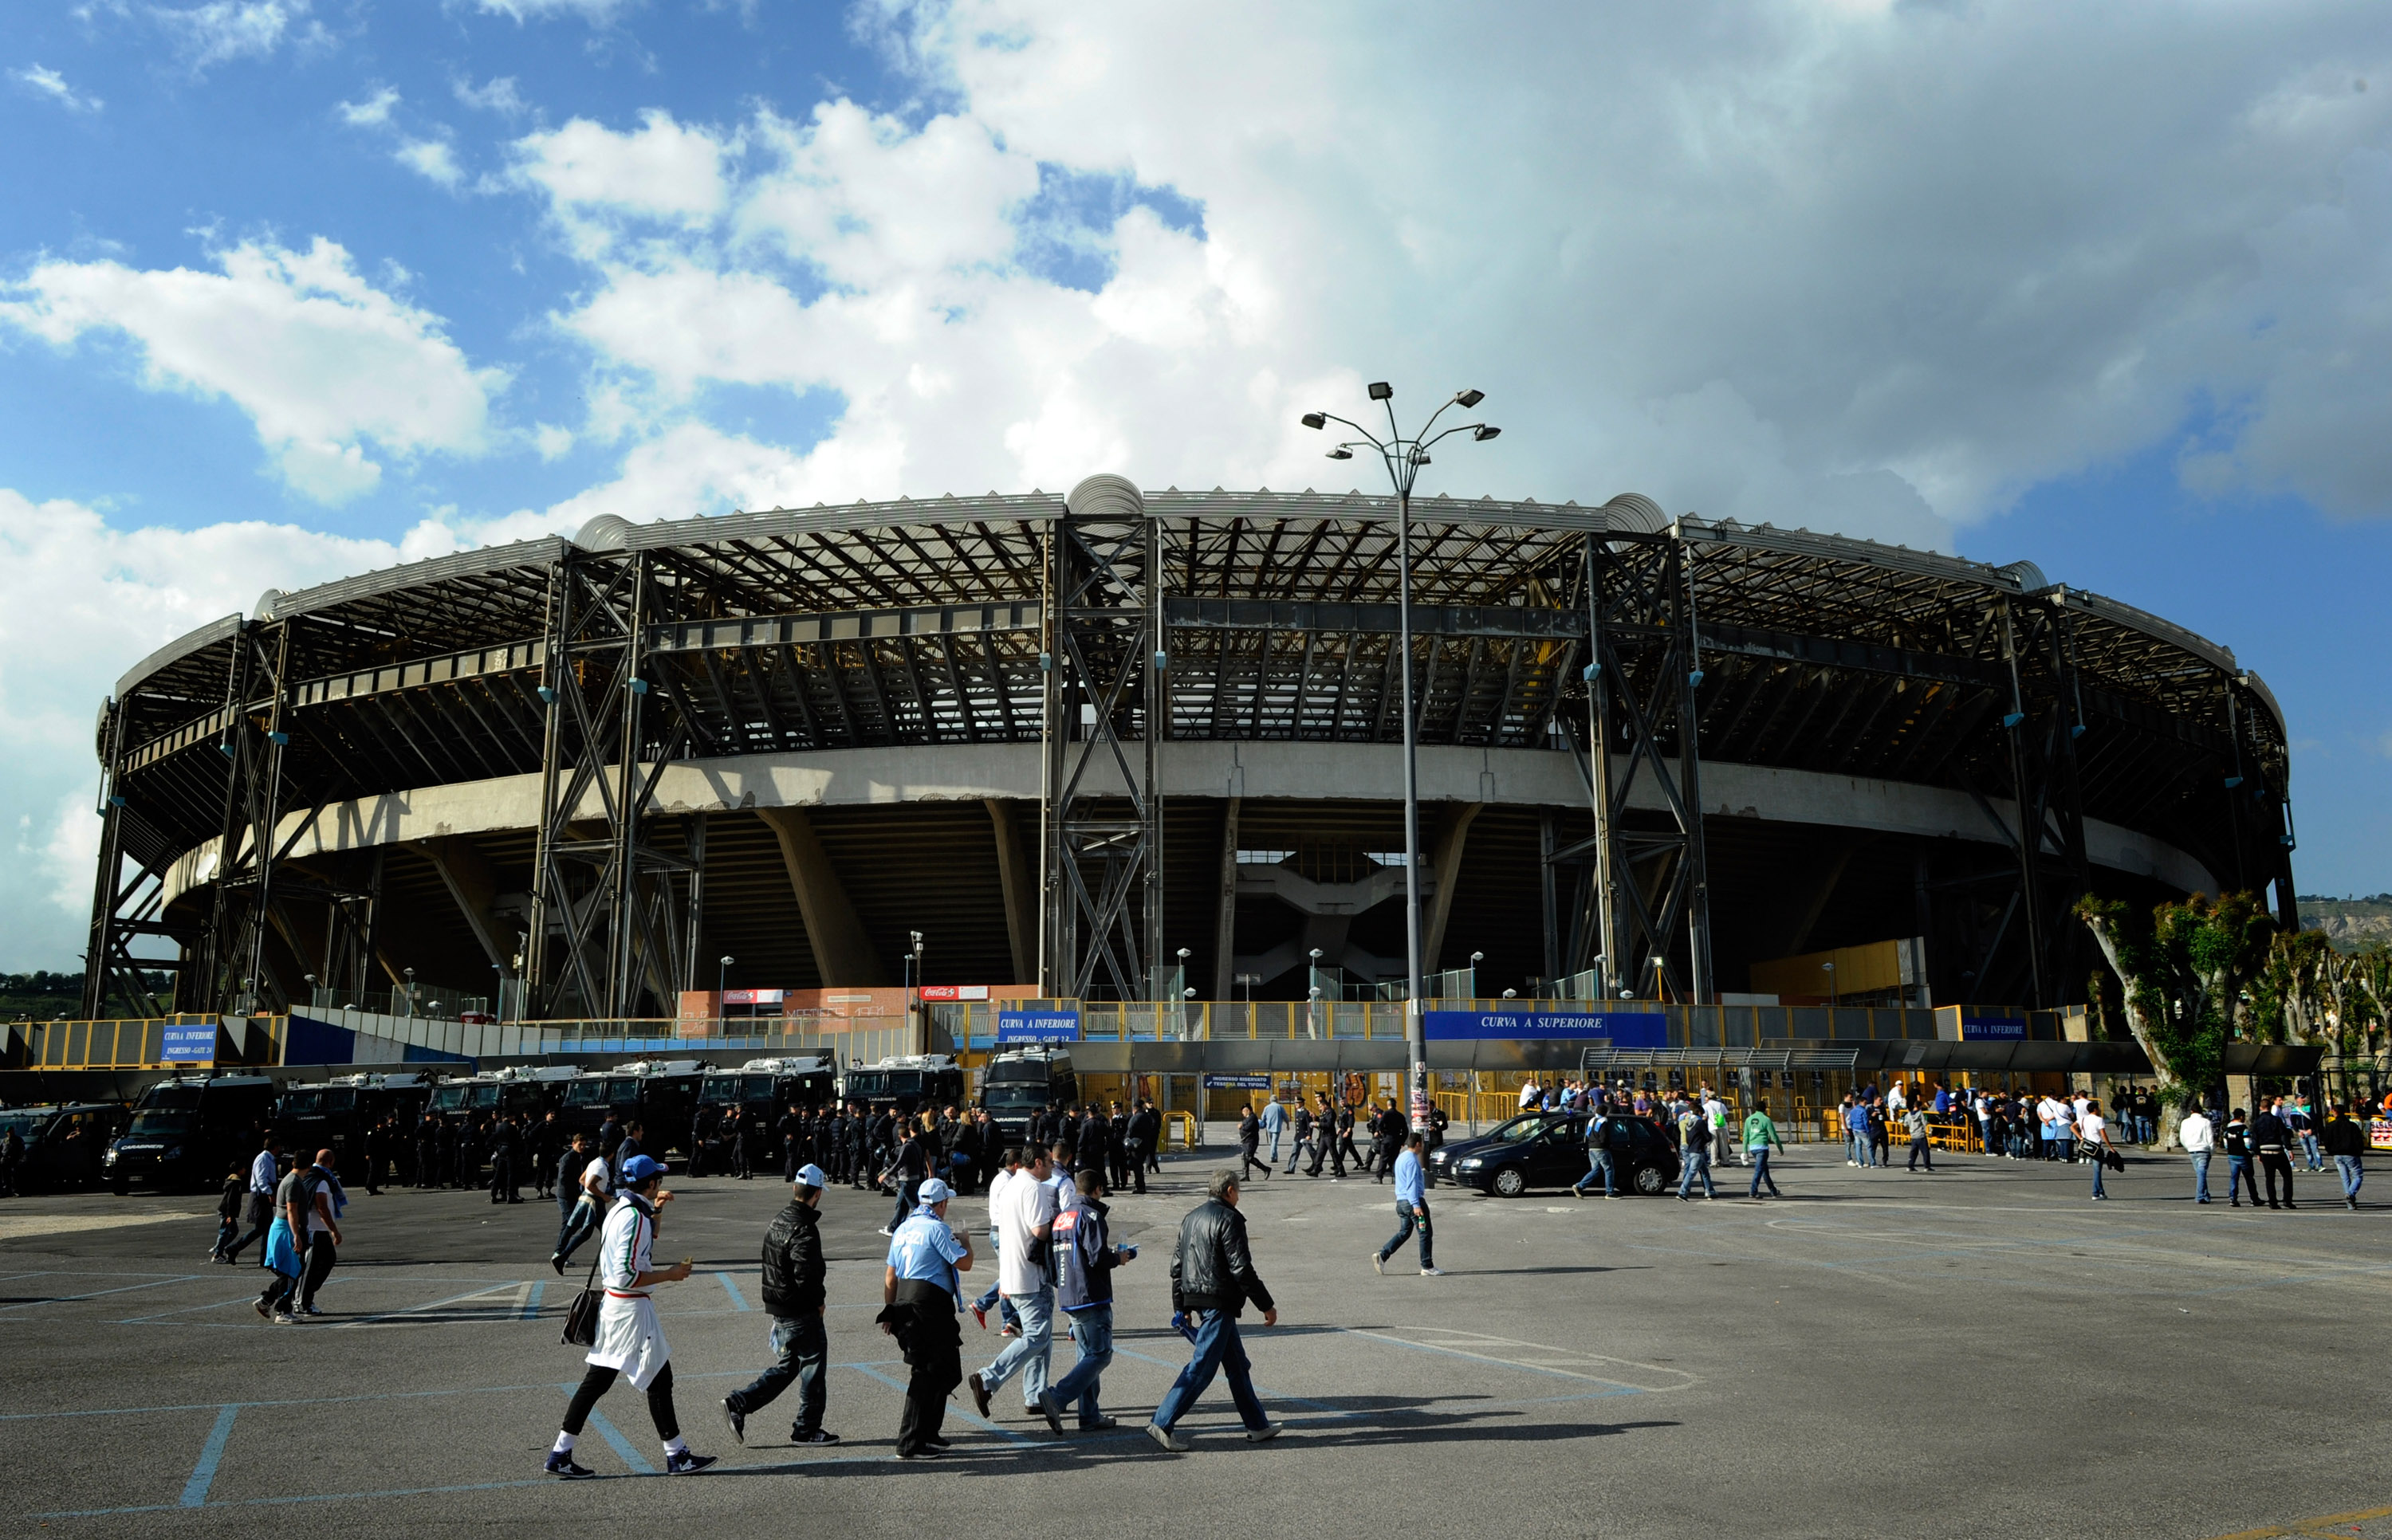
<box><xmin>1147</xmin><ymin>1170</ymin><xmax>1283</xmax><ymax>1452</ymax></box>
<box><xmin>721</xmin><ymin>1163</ymin><xmax>837</xmax><ymax>1446</ymax></box>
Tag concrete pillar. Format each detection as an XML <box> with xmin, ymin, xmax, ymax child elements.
<box><xmin>415</xmin><ymin>835</ymin><xmax>514</xmax><ymax>968</ymax></box>
<box><xmin>1212</xmin><ymin>796</ymin><xmax>1241</xmax><ymax>1004</ymax></box>
<box><xmin>1422</xmin><ymin>803</ymin><xmax>1485</xmax><ymax>976</ymax></box>
<box><xmin>756</xmin><ymin>807</ymin><xmax>887</xmax><ymax>986</ymax></box>
<box><xmin>986</xmin><ymin>798</ymin><xmax>1037</xmax><ymax>986</ymax></box>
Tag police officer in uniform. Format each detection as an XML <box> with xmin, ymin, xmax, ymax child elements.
<box><xmin>879</xmin><ymin>1177</ymin><xmax>973</xmax><ymax>1459</ymax></box>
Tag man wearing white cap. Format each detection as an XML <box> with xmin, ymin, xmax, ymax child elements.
<box><xmin>880</xmin><ymin>1177</ymin><xmax>973</xmax><ymax>1459</ymax></box>
<box><xmin>722</xmin><ymin>1162</ymin><xmax>837</xmax><ymax>1448</ymax></box>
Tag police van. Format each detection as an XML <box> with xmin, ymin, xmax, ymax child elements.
<box><xmin>694</xmin><ymin>1054</ymin><xmax>839</xmax><ymax>1168</ymax></box>
<box><xmin>105</xmin><ymin>1074</ymin><xmax>277</xmax><ymax>1192</ymax></box>
<box><xmin>558</xmin><ymin>1059</ymin><xmax>707</xmax><ymax>1153</ymax></box>
<box><xmin>844</xmin><ymin>1054</ymin><xmax>965</xmax><ymax>1115</ymax></box>
<box><xmin>0</xmin><ymin>1102</ymin><xmax>131</xmax><ymax>1192</ymax></box>
<box><xmin>979</xmin><ymin>1046</ymin><xmax>1078</xmax><ymax>1146</ymax></box>
<box><xmin>423</xmin><ymin>1065</ymin><xmax>579</xmax><ymax>1126</ymax></box>
<box><xmin>272</xmin><ymin>1071</ymin><xmax>436</xmax><ymax>1178</ymax></box>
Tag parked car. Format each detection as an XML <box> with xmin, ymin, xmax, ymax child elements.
<box><xmin>1428</xmin><ymin>1110</ymin><xmax>1680</xmax><ymax>1197</ymax></box>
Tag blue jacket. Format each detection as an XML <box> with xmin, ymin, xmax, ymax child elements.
<box><xmin>1052</xmin><ymin>1194</ymin><xmax>1122</xmax><ymax>1313</ymax></box>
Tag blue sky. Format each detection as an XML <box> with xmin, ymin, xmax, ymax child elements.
<box><xmin>2</xmin><ymin>1</ymin><xmax>2388</xmax><ymax>969</ymax></box>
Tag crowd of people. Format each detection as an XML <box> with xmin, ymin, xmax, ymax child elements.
<box><xmin>545</xmin><ymin>1125</ymin><xmax>1290</xmax><ymax>1475</ymax></box>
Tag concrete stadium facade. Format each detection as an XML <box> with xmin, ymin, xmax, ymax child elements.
<box><xmin>84</xmin><ymin>478</ymin><xmax>2298</xmax><ymax>1022</ymax></box>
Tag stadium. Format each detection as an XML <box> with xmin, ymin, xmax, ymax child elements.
<box><xmin>77</xmin><ymin>475</ymin><xmax>2297</xmax><ymax>1043</ymax></box>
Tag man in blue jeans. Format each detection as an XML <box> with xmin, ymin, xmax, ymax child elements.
<box><xmin>721</xmin><ymin>1164</ymin><xmax>837</xmax><ymax>1446</ymax></box>
<box><xmin>2320</xmin><ymin>1103</ymin><xmax>2366</xmax><ymax>1210</ymax></box>
<box><xmin>968</xmin><ymin>1148</ymin><xmax>1056</xmax><ymax>1420</ymax></box>
<box><xmin>1372</xmin><ymin>1133</ymin><xmax>1438</xmax><ymax>1275</ymax></box>
<box><xmin>1743</xmin><ymin>1103</ymin><xmax>1786</xmax><ymax>1199</ymax></box>
<box><xmin>1572</xmin><ymin>1110</ymin><xmax>1617</xmax><ymax>1199</ymax></box>
<box><xmin>1148</xmin><ymin>1169</ymin><xmax>1282</xmax><ymax>1452</ymax></box>
<box><xmin>1038</xmin><ymin>1167</ymin><xmax>1135</xmax><ymax>1434</ymax></box>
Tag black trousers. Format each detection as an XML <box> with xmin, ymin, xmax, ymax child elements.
<box><xmin>299</xmin><ymin>1236</ymin><xmax>337</xmax><ymax>1309</ymax></box>
<box><xmin>1238</xmin><ymin>1142</ymin><xmax>1273</xmax><ymax>1180</ymax></box>
<box><xmin>2261</xmin><ymin>1149</ymin><xmax>2296</xmax><ymax>1206</ymax></box>
<box><xmin>415</xmin><ymin>1144</ymin><xmax>437</xmax><ymax>1186</ymax></box>
<box><xmin>226</xmin><ymin>1194</ymin><xmax>273</xmax><ymax>1259</ymax></box>
<box><xmin>489</xmin><ymin>1154</ymin><xmax>516</xmax><ymax>1202</ymax></box>
<box><xmin>1123</xmin><ymin>1140</ymin><xmax>1147</xmax><ymax>1193</ymax></box>
<box><xmin>563</xmin><ymin>1360</ymin><xmax>679</xmax><ymax>1441</ymax></box>
<box><xmin>895</xmin><ymin>1303</ymin><xmax>961</xmax><ymax>1456</ymax></box>
<box><xmin>1907</xmin><ymin>1136</ymin><xmax>1934</xmax><ymax>1171</ymax></box>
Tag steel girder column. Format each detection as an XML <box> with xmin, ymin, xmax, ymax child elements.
<box><xmin>80</xmin><ymin>698</ymin><xmax>177</xmax><ymax>1019</ymax></box>
<box><xmin>193</xmin><ymin>620</ymin><xmax>296</xmax><ymax>1013</ymax></box>
<box><xmin>1040</xmin><ymin>475</ymin><xmax>1162</xmax><ymax>1001</ymax></box>
<box><xmin>525</xmin><ymin>548</ymin><xmax>692</xmax><ymax>1019</ymax></box>
<box><xmin>1990</xmin><ymin>595</ymin><xmax>2097</xmax><ymax>1008</ymax></box>
<box><xmin>1580</xmin><ymin>528</ymin><xmax>1714</xmax><ymax>1004</ymax></box>
<box><xmin>2223</xmin><ymin>676</ymin><xmax>2300</xmax><ymax>928</ymax></box>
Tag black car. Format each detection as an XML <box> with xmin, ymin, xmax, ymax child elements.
<box><xmin>1429</xmin><ymin>1110</ymin><xmax>1679</xmax><ymax>1197</ymax></box>
<box><xmin>0</xmin><ymin>1102</ymin><xmax>130</xmax><ymax>1192</ymax></box>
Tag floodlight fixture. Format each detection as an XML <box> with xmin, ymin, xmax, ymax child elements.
<box><xmin>1454</xmin><ymin>389</ymin><xmax>1485</xmax><ymax>408</ymax></box>
<box><xmin>1367</xmin><ymin>381</ymin><xmax>1394</xmax><ymax>400</ymax></box>
<box><xmin>1300</xmin><ymin>412</ymin><xmax>1327</xmax><ymax>430</ymax></box>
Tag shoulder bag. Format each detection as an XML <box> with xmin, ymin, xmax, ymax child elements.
<box><xmin>561</xmin><ymin>1253</ymin><xmax>604</xmax><ymax>1349</ymax></box>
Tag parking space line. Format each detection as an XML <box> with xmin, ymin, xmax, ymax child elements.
<box><xmin>582</xmin><ymin>1410</ymin><xmax>655</xmax><ymax>1473</ymax></box>
<box><xmin>0</xmin><ymin>1274</ymin><xmax>203</xmax><ymax>1313</ymax></box>
<box><xmin>179</xmin><ymin>1405</ymin><xmax>238</xmax><ymax>1507</ymax></box>
<box><xmin>714</xmin><ymin>1271</ymin><xmax>750</xmax><ymax>1311</ymax></box>
<box><xmin>521</xmin><ymin>1282</ymin><xmax>545</xmax><ymax>1321</ymax></box>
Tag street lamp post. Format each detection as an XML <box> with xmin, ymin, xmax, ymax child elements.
<box><xmin>1301</xmin><ymin>383</ymin><xmax>1502</xmax><ymax>1132</ymax></box>
<box><xmin>1823</xmin><ymin>961</ymin><xmax>1838</xmax><ymax>1010</ymax></box>
<box><xmin>909</xmin><ymin>931</ymin><xmax>925</xmax><ymax>1050</ymax></box>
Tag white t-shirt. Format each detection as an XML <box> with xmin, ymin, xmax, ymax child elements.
<box><xmin>580</xmin><ymin>1155</ymin><xmax>613</xmax><ymax>1201</ymax></box>
<box><xmin>2080</xmin><ymin>1112</ymin><xmax>2106</xmax><ymax>1145</ymax></box>
<box><xmin>1517</xmin><ymin>1082</ymin><xmax>1540</xmax><ymax>1108</ymax></box>
<box><xmin>983</xmin><ymin>1166</ymin><xmax>1016</xmax><ymax>1233</ymax></box>
<box><xmin>995</xmin><ymin>1169</ymin><xmax>1059</xmax><ymax>1295</ymax></box>
<box><xmin>305</xmin><ymin>1167</ymin><xmax>336</xmax><ymax>1236</ymax></box>
<box><xmin>2179</xmin><ymin>1112</ymin><xmax>2214</xmax><ymax>1152</ymax></box>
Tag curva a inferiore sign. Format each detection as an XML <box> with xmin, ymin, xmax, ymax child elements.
<box><xmin>1421</xmin><ymin>1010</ymin><xmax>1668</xmax><ymax>1046</ymax></box>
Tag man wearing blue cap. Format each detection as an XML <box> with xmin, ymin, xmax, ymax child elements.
<box><xmin>880</xmin><ymin>1177</ymin><xmax>973</xmax><ymax>1459</ymax></box>
<box><xmin>547</xmin><ymin>1154</ymin><xmax>717</xmax><ymax>1478</ymax></box>
<box><xmin>722</xmin><ymin>1163</ymin><xmax>837</xmax><ymax>1448</ymax></box>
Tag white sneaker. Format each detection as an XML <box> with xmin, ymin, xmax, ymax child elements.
<box><xmin>1245</xmin><ymin>1422</ymin><xmax>1285</xmax><ymax>1442</ymax></box>
<box><xmin>1371</xmin><ymin>1252</ymin><xmax>1384</xmax><ymax>1275</ymax></box>
<box><xmin>1419</xmin><ymin>1267</ymin><xmax>1446</xmax><ymax>1276</ymax></box>
<box><xmin>1146</xmin><ymin>1421</ymin><xmax>1192</xmax><ymax>1453</ymax></box>
<box><xmin>875</xmin><ymin>1227</ymin><xmax>895</xmax><ymax>1237</ymax></box>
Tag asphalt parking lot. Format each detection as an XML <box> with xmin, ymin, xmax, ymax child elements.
<box><xmin>4</xmin><ymin>1138</ymin><xmax>2388</xmax><ymax>1539</ymax></box>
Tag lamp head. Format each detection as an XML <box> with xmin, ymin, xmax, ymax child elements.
<box><xmin>1300</xmin><ymin>412</ymin><xmax>1326</xmax><ymax>430</ymax></box>
<box><xmin>1367</xmin><ymin>381</ymin><xmax>1394</xmax><ymax>401</ymax></box>
<box><xmin>1454</xmin><ymin>388</ymin><xmax>1485</xmax><ymax>408</ymax></box>
<box><xmin>1473</xmin><ymin>425</ymin><xmax>1501</xmax><ymax>442</ymax></box>
<box><xmin>1326</xmin><ymin>448</ymin><xmax>1353</xmax><ymax>460</ymax></box>
<box><xmin>1408</xmin><ymin>450</ymin><xmax>1430</xmax><ymax>466</ymax></box>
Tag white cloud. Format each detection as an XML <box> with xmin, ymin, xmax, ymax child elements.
<box><xmin>0</xmin><ymin>487</ymin><xmax>448</xmax><ymax>965</ymax></box>
<box><xmin>151</xmin><ymin>0</ymin><xmax>320</xmax><ymax>73</ymax></box>
<box><xmin>336</xmin><ymin>85</ymin><xmax>398</xmax><ymax>127</ymax></box>
<box><xmin>396</xmin><ymin>137</ymin><xmax>465</xmax><ymax>189</ymax></box>
<box><xmin>0</xmin><ymin>238</ymin><xmax>504</xmax><ymax>504</ymax></box>
<box><xmin>476</xmin><ymin>0</ymin><xmax>637</xmax><ymax>21</ymax></box>
<box><xmin>454</xmin><ymin>75</ymin><xmax>525</xmax><ymax>116</ymax></box>
<box><xmin>533</xmin><ymin>422</ymin><xmax>573</xmax><ymax>459</ymax></box>
<box><xmin>513</xmin><ymin>110</ymin><xmax>733</xmax><ymax>240</ymax></box>
<box><xmin>13</xmin><ymin>64</ymin><xmax>103</xmax><ymax>113</ymax></box>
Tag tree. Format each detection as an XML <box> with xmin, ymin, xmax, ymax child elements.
<box><xmin>2075</xmin><ymin>891</ymin><xmax>2275</xmax><ymax>1149</ymax></box>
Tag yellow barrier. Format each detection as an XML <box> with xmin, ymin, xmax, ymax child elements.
<box><xmin>1827</xmin><ymin>1110</ymin><xmax>1981</xmax><ymax>1153</ymax></box>
<box><xmin>1163</xmin><ymin>1111</ymin><xmax>1198</xmax><ymax>1150</ymax></box>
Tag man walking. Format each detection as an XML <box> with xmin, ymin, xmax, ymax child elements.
<box><xmin>2224</xmin><ymin>1108</ymin><xmax>2261</xmax><ymax>1207</ymax></box>
<box><xmin>1039</xmin><ymin>1167</ymin><xmax>1134</xmax><ymax>1435</ymax></box>
<box><xmin>1676</xmin><ymin>1102</ymin><xmax>1717</xmax><ymax>1200</ymax></box>
<box><xmin>966</xmin><ymin>1148</ymin><xmax>1021</xmax><ymax>1336</ymax></box>
<box><xmin>2181</xmin><ymin>1102</ymin><xmax>2215</xmax><ymax>1203</ymax></box>
<box><xmin>1904</xmin><ymin>1104</ymin><xmax>1935</xmax><ymax>1173</ymax></box>
<box><xmin>969</xmin><ymin>1146</ymin><xmax>1059</xmax><ymax>1422</ymax></box>
<box><xmin>1124</xmin><ymin>1101</ymin><xmax>1158</xmax><ymax>1195</ymax></box>
<box><xmin>879</xmin><ymin>1177</ymin><xmax>972</xmax><ymax>1459</ymax></box>
<box><xmin>254</xmin><ymin>1151</ymin><xmax>311</xmax><ymax>1324</ymax></box>
<box><xmin>531</xmin><ymin>1111</ymin><xmax>563</xmax><ymax>1200</ymax></box>
<box><xmin>1259</xmin><ymin>1096</ymin><xmax>1287</xmax><ymax>1165</ymax></box>
<box><xmin>545</xmin><ymin>1155</ymin><xmax>715</xmax><ymax>1478</ymax></box>
<box><xmin>222</xmin><ymin>1136</ymin><xmax>281</xmax><ymax>1263</ymax></box>
<box><xmin>2252</xmin><ymin>1097</ymin><xmax>2298</xmax><ymax>1209</ymax></box>
<box><xmin>1745</xmin><ymin>1101</ymin><xmax>1787</xmax><ymax>1199</ymax></box>
<box><xmin>1148</xmin><ymin>1170</ymin><xmax>1282</xmax><ymax>1452</ymax></box>
<box><xmin>1235</xmin><ymin>1104</ymin><xmax>1274</xmax><ymax>1183</ymax></box>
<box><xmin>1371</xmin><ymin>1133</ymin><xmax>1439</xmax><ymax>1276</ymax></box>
<box><xmin>2083</xmin><ymin>1098</ymin><xmax>2113</xmax><ymax>1200</ymax></box>
<box><xmin>551</xmin><ymin>1133</ymin><xmax>612</xmax><ymax>1275</ymax></box>
<box><xmin>2320</xmin><ymin>1102</ymin><xmax>2366</xmax><ymax>1210</ymax></box>
<box><xmin>722</xmin><ymin>1163</ymin><xmax>838</xmax><ymax>1447</ymax></box>
<box><xmin>294</xmin><ymin>1149</ymin><xmax>344</xmax><ymax>1315</ymax></box>
<box><xmin>1572</xmin><ymin>1103</ymin><xmax>1618</xmax><ymax>1199</ymax></box>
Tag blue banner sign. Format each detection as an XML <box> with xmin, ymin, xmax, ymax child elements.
<box><xmin>1956</xmin><ymin>1011</ymin><xmax>2027</xmax><ymax>1042</ymax></box>
<box><xmin>161</xmin><ymin>1023</ymin><xmax>216</xmax><ymax>1063</ymax></box>
<box><xmin>1422</xmin><ymin>1010</ymin><xmax>1669</xmax><ymax>1046</ymax></box>
<box><xmin>997</xmin><ymin>1011</ymin><xmax>1080</xmax><ymax>1043</ymax></box>
<box><xmin>1202</xmin><ymin>1073</ymin><xmax>1272</xmax><ymax>1090</ymax></box>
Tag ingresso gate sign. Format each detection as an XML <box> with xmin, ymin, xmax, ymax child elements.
<box><xmin>1421</xmin><ymin>1009</ymin><xmax>1669</xmax><ymax>1046</ymax></box>
<box><xmin>161</xmin><ymin>1023</ymin><xmax>216</xmax><ymax>1063</ymax></box>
